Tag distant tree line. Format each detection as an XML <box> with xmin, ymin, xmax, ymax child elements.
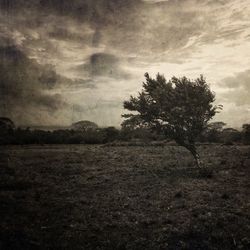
<box><xmin>0</xmin><ymin>118</ymin><xmax>119</xmax><ymax>145</ymax></box>
<box><xmin>198</xmin><ymin>122</ymin><xmax>249</xmax><ymax>145</ymax></box>
<box><xmin>0</xmin><ymin>117</ymin><xmax>249</xmax><ymax>145</ymax></box>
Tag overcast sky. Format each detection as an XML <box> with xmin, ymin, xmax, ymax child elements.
<box><xmin>0</xmin><ymin>0</ymin><xmax>250</xmax><ymax>128</ymax></box>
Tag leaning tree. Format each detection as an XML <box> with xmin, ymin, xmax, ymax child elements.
<box><xmin>122</xmin><ymin>73</ymin><xmax>222</xmax><ymax>167</ymax></box>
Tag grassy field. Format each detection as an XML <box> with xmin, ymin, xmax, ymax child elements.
<box><xmin>0</xmin><ymin>144</ymin><xmax>250</xmax><ymax>250</ymax></box>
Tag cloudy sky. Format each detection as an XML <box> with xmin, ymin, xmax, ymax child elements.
<box><xmin>0</xmin><ymin>0</ymin><xmax>250</xmax><ymax>128</ymax></box>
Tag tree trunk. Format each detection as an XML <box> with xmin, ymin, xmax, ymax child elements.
<box><xmin>193</xmin><ymin>151</ymin><xmax>202</xmax><ymax>168</ymax></box>
<box><xmin>175</xmin><ymin>139</ymin><xmax>203</xmax><ymax>168</ymax></box>
<box><xmin>185</xmin><ymin>144</ymin><xmax>202</xmax><ymax>168</ymax></box>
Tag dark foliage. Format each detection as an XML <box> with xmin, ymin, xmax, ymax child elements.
<box><xmin>102</xmin><ymin>127</ymin><xmax>120</xmax><ymax>143</ymax></box>
<box><xmin>122</xmin><ymin>73</ymin><xmax>222</xmax><ymax>167</ymax></box>
<box><xmin>242</xmin><ymin>124</ymin><xmax>250</xmax><ymax>145</ymax></box>
<box><xmin>0</xmin><ymin>118</ymin><xmax>248</xmax><ymax>146</ymax></box>
<box><xmin>0</xmin><ymin>127</ymin><xmax>118</xmax><ymax>145</ymax></box>
<box><xmin>200</xmin><ymin>122</ymin><xmax>226</xmax><ymax>143</ymax></box>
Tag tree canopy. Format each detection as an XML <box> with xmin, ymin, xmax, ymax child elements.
<box><xmin>71</xmin><ymin>120</ymin><xmax>98</xmax><ymax>132</ymax></box>
<box><xmin>122</xmin><ymin>73</ymin><xmax>222</xmax><ymax>167</ymax></box>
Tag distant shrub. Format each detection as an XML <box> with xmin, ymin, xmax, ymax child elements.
<box><xmin>199</xmin><ymin>122</ymin><xmax>226</xmax><ymax>143</ymax></box>
<box><xmin>221</xmin><ymin>128</ymin><xmax>241</xmax><ymax>145</ymax></box>
<box><xmin>102</xmin><ymin>127</ymin><xmax>120</xmax><ymax>143</ymax></box>
<box><xmin>71</xmin><ymin>120</ymin><xmax>98</xmax><ymax>132</ymax></box>
<box><xmin>67</xmin><ymin>135</ymin><xmax>84</xmax><ymax>144</ymax></box>
<box><xmin>119</xmin><ymin>127</ymin><xmax>163</xmax><ymax>142</ymax></box>
<box><xmin>81</xmin><ymin>130</ymin><xmax>105</xmax><ymax>144</ymax></box>
<box><xmin>0</xmin><ymin>117</ymin><xmax>249</xmax><ymax>145</ymax></box>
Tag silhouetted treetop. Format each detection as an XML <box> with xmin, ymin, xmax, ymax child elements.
<box><xmin>0</xmin><ymin>117</ymin><xmax>15</xmax><ymax>131</ymax></box>
<box><xmin>71</xmin><ymin>120</ymin><xmax>98</xmax><ymax>132</ymax></box>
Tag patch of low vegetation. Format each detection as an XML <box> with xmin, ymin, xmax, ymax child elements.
<box><xmin>0</xmin><ymin>144</ymin><xmax>249</xmax><ymax>249</ymax></box>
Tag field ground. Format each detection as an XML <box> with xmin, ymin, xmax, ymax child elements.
<box><xmin>0</xmin><ymin>144</ymin><xmax>250</xmax><ymax>250</ymax></box>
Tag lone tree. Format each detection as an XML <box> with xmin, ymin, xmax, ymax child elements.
<box><xmin>122</xmin><ymin>73</ymin><xmax>222</xmax><ymax>167</ymax></box>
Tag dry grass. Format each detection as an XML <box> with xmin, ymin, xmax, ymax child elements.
<box><xmin>0</xmin><ymin>144</ymin><xmax>250</xmax><ymax>249</ymax></box>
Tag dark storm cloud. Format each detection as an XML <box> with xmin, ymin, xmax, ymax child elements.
<box><xmin>48</xmin><ymin>27</ymin><xmax>85</xmax><ymax>42</ymax></box>
<box><xmin>0</xmin><ymin>0</ymin><xmax>249</xmax><ymax>126</ymax></box>
<box><xmin>1</xmin><ymin>0</ymin><xmax>247</xmax><ymax>62</ymax></box>
<box><xmin>65</xmin><ymin>78</ymin><xmax>96</xmax><ymax>90</ymax></box>
<box><xmin>0</xmin><ymin>45</ymin><xmax>63</xmax><ymax>121</ymax></box>
<box><xmin>220</xmin><ymin>70</ymin><xmax>250</xmax><ymax>106</ymax></box>
<box><xmin>75</xmin><ymin>53</ymin><xmax>130</xmax><ymax>79</ymax></box>
<box><xmin>0</xmin><ymin>45</ymin><xmax>93</xmax><ymax>125</ymax></box>
<box><xmin>0</xmin><ymin>0</ymin><xmax>138</xmax><ymax>29</ymax></box>
<box><xmin>38</xmin><ymin>0</ymin><xmax>138</xmax><ymax>25</ymax></box>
